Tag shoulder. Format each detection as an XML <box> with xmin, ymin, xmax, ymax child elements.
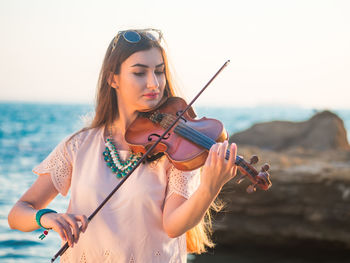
<box><xmin>64</xmin><ymin>126</ymin><xmax>104</xmax><ymax>154</ymax></box>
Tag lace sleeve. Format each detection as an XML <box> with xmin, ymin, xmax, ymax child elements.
<box><xmin>32</xmin><ymin>133</ymin><xmax>82</xmax><ymax>196</ymax></box>
<box><xmin>165</xmin><ymin>165</ymin><xmax>201</xmax><ymax>201</ymax></box>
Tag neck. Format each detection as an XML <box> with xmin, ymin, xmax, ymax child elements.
<box><xmin>115</xmin><ymin>92</ymin><xmax>143</xmax><ymax>132</ymax></box>
<box><xmin>114</xmin><ymin>114</ymin><xmax>137</xmax><ymax>134</ymax></box>
<box><xmin>108</xmin><ymin>108</ymin><xmax>138</xmax><ymax>151</ymax></box>
<box><xmin>112</xmin><ymin>103</ymin><xmax>139</xmax><ymax>135</ymax></box>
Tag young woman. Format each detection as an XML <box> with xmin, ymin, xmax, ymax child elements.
<box><xmin>8</xmin><ymin>29</ymin><xmax>237</xmax><ymax>262</ymax></box>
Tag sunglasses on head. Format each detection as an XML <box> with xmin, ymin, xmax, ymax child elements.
<box><xmin>112</xmin><ymin>29</ymin><xmax>162</xmax><ymax>51</ymax></box>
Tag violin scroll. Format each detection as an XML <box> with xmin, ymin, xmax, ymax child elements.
<box><xmin>249</xmin><ymin>155</ymin><xmax>259</xmax><ymax>165</ymax></box>
<box><xmin>256</xmin><ymin>163</ymin><xmax>271</xmax><ymax>186</ymax></box>
<box><xmin>235</xmin><ymin>155</ymin><xmax>272</xmax><ymax>194</ymax></box>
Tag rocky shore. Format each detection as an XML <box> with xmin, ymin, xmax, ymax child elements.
<box><xmin>212</xmin><ymin>111</ymin><xmax>350</xmax><ymax>250</ymax></box>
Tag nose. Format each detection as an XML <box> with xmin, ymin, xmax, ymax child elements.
<box><xmin>147</xmin><ymin>72</ymin><xmax>159</xmax><ymax>90</ymax></box>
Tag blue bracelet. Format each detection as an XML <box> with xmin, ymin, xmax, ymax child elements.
<box><xmin>35</xmin><ymin>209</ymin><xmax>57</xmax><ymax>229</ymax></box>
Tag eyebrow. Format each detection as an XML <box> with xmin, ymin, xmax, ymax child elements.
<box><xmin>131</xmin><ymin>63</ymin><xmax>165</xmax><ymax>68</ymax></box>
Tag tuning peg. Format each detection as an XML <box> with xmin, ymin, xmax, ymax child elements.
<box><xmin>246</xmin><ymin>184</ymin><xmax>256</xmax><ymax>194</ymax></box>
<box><xmin>236</xmin><ymin>174</ymin><xmax>246</xmax><ymax>184</ymax></box>
<box><xmin>249</xmin><ymin>155</ymin><xmax>259</xmax><ymax>165</ymax></box>
<box><xmin>261</xmin><ymin>163</ymin><xmax>270</xmax><ymax>172</ymax></box>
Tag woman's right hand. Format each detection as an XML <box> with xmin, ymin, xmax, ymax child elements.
<box><xmin>40</xmin><ymin>213</ymin><xmax>88</xmax><ymax>247</ymax></box>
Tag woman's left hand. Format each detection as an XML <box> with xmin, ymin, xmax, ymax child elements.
<box><xmin>200</xmin><ymin>140</ymin><xmax>237</xmax><ymax>196</ymax></box>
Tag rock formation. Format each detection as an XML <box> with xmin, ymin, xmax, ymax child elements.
<box><xmin>229</xmin><ymin>110</ymin><xmax>350</xmax><ymax>151</ymax></box>
<box><xmin>215</xmin><ymin>111</ymin><xmax>350</xmax><ymax>250</ymax></box>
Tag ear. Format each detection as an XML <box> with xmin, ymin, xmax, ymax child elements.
<box><xmin>107</xmin><ymin>72</ymin><xmax>120</xmax><ymax>89</ymax></box>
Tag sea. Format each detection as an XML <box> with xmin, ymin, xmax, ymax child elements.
<box><xmin>0</xmin><ymin>101</ymin><xmax>349</xmax><ymax>263</ymax></box>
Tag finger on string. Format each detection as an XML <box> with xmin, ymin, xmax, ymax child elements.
<box><xmin>217</xmin><ymin>141</ymin><xmax>224</xmax><ymax>159</ymax></box>
<box><xmin>208</xmin><ymin>143</ymin><xmax>219</xmax><ymax>163</ymax></box>
<box><xmin>229</xmin><ymin>143</ymin><xmax>238</xmax><ymax>177</ymax></box>
<box><xmin>228</xmin><ymin>143</ymin><xmax>236</xmax><ymax>165</ymax></box>
<box><xmin>216</xmin><ymin>142</ymin><xmax>224</xmax><ymax>157</ymax></box>
<box><xmin>232</xmin><ymin>164</ymin><xmax>238</xmax><ymax>177</ymax></box>
<box><xmin>215</xmin><ymin>142</ymin><xmax>223</xmax><ymax>156</ymax></box>
<box><xmin>221</xmin><ymin>140</ymin><xmax>229</xmax><ymax>161</ymax></box>
<box><xmin>232</xmin><ymin>142</ymin><xmax>237</xmax><ymax>159</ymax></box>
<box><xmin>210</xmin><ymin>143</ymin><xmax>220</xmax><ymax>152</ymax></box>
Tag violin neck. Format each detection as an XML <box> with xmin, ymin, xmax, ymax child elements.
<box><xmin>174</xmin><ymin>123</ymin><xmax>253</xmax><ymax>173</ymax></box>
<box><xmin>225</xmin><ymin>149</ymin><xmax>256</xmax><ymax>176</ymax></box>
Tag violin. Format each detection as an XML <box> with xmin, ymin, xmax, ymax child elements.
<box><xmin>125</xmin><ymin>96</ymin><xmax>272</xmax><ymax>193</ymax></box>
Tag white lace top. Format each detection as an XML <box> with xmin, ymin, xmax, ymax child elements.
<box><xmin>32</xmin><ymin>127</ymin><xmax>201</xmax><ymax>263</ymax></box>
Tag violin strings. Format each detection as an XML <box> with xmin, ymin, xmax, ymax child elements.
<box><xmin>163</xmin><ymin>116</ymin><xmax>212</xmax><ymax>149</ymax></box>
<box><xmin>175</xmin><ymin>124</ymin><xmax>213</xmax><ymax>152</ymax></box>
<box><xmin>161</xmin><ymin>114</ymin><xmax>256</xmax><ymax>176</ymax></box>
<box><xmin>175</xmin><ymin>122</ymin><xmax>246</xmax><ymax>168</ymax></box>
<box><xmin>175</xmin><ymin>125</ymin><xmax>211</xmax><ymax>147</ymax></box>
<box><xmin>167</xmin><ymin>117</ymin><xmax>230</xmax><ymax>156</ymax></box>
<box><xmin>174</xmin><ymin>121</ymin><xmax>255</xmax><ymax>175</ymax></box>
<box><xmin>176</xmin><ymin>124</ymin><xmax>249</xmax><ymax>171</ymax></box>
<box><xmin>177</xmin><ymin>124</ymin><xmax>255</xmax><ymax>174</ymax></box>
<box><xmin>164</xmin><ymin>116</ymin><xmax>215</xmax><ymax>149</ymax></box>
<box><xmin>175</xmin><ymin>122</ymin><xmax>214</xmax><ymax>149</ymax></box>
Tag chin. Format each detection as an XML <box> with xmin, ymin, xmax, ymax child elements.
<box><xmin>146</xmin><ymin>97</ymin><xmax>164</xmax><ymax>109</ymax></box>
<box><xmin>137</xmin><ymin>102</ymin><xmax>159</xmax><ymax>112</ymax></box>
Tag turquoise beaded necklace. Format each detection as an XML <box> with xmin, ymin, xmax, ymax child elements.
<box><xmin>103</xmin><ymin>128</ymin><xmax>142</xmax><ymax>178</ymax></box>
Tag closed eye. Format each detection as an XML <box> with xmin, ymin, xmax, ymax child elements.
<box><xmin>155</xmin><ymin>70</ymin><xmax>165</xmax><ymax>75</ymax></box>
<box><xmin>133</xmin><ymin>72</ymin><xmax>145</xmax><ymax>76</ymax></box>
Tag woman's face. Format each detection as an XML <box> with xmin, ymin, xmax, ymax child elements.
<box><xmin>114</xmin><ymin>47</ymin><xmax>166</xmax><ymax>113</ymax></box>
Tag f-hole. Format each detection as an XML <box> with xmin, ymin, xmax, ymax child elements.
<box><xmin>148</xmin><ymin>133</ymin><xmax>171</xmax><ymax>141</ymax></box>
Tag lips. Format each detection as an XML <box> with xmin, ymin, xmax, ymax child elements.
<box><xmin>143</xmin><ymin>92</ymin><xmax>159</xmax><ymax>98</ymax></box>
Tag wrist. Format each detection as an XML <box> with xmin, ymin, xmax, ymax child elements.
<box><xmin>35</xmin><ymin>209</ymin><xmax>57</xmax><ymax>229</ymax></box>
<box><xmin>198</xmin><ymin>183</ymin><xmax>222</xmax><ymax>200</ymax></box>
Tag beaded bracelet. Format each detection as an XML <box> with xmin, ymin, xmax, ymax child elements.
<box><xmin>36</xmin><ymin>208</ymin><xmax>57</xmax><ymax>240</ymax></box>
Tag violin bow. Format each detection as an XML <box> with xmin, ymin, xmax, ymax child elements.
<box><xmin>50</xmin><ymin>60</ymin><xmax>230</xmax><ymax>262</ymax></box>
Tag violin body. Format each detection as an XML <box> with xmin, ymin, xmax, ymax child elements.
<box><xmin>126</xmin><ymin>97</ymin><xmax>272</xmax><ymax>192</ymax></box>
<box><xmin>126</xmin><ymin>97</ymin><xmax>228</xmax><ymax>171</ymax></box>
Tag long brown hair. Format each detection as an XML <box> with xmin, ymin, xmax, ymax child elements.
<box><xmin>83</xmin><ymin>29</ymin><xmax>222</xmax><ymax>254</ymax></box>
<box><xmin>90</xmin><ymin>30</ymin><xmax>180</xmax><ymax>129</ymax></box>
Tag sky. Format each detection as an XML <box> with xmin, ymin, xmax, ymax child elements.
<box><xmin>0</xmin><ymin>0</ymin><xmax>349</xmax><ymax>109</ymax></box>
